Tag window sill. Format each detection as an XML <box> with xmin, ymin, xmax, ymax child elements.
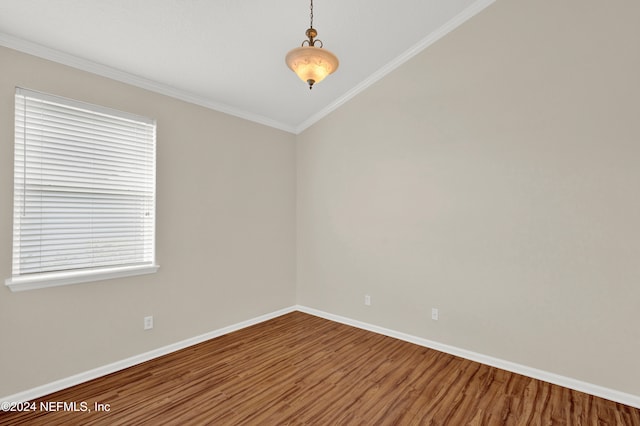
<box><xmin>4</xmin><ymin>264</ymin><xmax>160</xmax><ymax>292</ymax></box>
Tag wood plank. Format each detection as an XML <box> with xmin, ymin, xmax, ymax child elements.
<box><xmin>1</xmin><ymin>311</ymin><xmax>638</xmax><ymax>425</ymax></box>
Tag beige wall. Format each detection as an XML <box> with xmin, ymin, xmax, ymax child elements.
<box><xmin>0</xmin><ymin>46</ymin><xmax>296</xmax><ymax>396</ymax></box>
<box><xmin>297</xmin><ymin>0</ymin><xmax>640</xmax><ymax>395</ymax></box>
<box><xmin>2</xmin><ymin>0</ymin><xmax>640</xmax><ymax>401</ymax></box>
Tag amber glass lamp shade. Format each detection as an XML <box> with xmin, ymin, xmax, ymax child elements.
<box><xmin>286</xmin><ymin>45</ymin><xmax>339</xmax><ymax>89</ymax></box>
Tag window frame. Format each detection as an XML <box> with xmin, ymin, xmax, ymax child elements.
<box><xmin>5</xmin><ymin>88</ymin><xmax>159</xmax><ymax>292</ymax></box>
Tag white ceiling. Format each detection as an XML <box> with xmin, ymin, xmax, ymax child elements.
<box><xmin>0</xmin><ymin>0</ymin><xmax>493</xmax><ymax>134</ymax></box>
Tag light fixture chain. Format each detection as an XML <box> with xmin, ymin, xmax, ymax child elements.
<box><xmin>310</xmin><ymin>0</ymin><xmax>314</xmax><ymax>28</ymax></box>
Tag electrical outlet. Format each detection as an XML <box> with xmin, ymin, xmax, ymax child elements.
<box><xmin>364</xmin><ymin>295</ymin><xmax>371</xmax><ymax>306</ymax></box>
<box><xmin>431</xmin><ymin>308</ymin><xmax>439</xmax><ymax>321</ymax></box>
<box><xmin>144</xmin><ymin>316</ymin><xmax>153</xmax><ymax>330</ymax></box>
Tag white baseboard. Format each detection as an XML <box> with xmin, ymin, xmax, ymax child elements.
<box><xmin>1</xmin><ymin>306</ymin><xmax>297</xmax><ymax>405</ymax></box>
<box><xmin>295</xmin><ymin>305</ymin><xmax>640</xmax><ymax>409</ymax></box>
<box><xmin>4</xmin><ymin>304</ymin><xmax>639</xmax><ymax>410</ymax></box>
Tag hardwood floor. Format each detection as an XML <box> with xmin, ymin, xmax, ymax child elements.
<box><xmin>1</xmin><ymin>311</ymin><xmax>639</xmax><ymax>425</ymax></box>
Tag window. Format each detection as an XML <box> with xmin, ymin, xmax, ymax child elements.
<box><xmin>5</xmin><ymin>88</ymin><xmax>158</xmax><ymax>292</ymax></box>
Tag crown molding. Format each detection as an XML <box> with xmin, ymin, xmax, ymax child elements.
<box><xmin>0</xmin><ymin>32</ymin><xmax>297</xmax><ymax>134</ymax></box>
<box><xmin>294</xmin><ymin>0</ymin><xmax>497</xmax><ymax>134</ymax></box>
<box><xmin>1</xmin><ymin>0</ymin><xmax>494</xmax><ymax>136</ymax></box>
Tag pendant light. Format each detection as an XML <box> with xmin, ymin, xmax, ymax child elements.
<box><xmin>285</xmin><ymin>0</ymin><xmax>339</xmax><ymax>90</ymax></box>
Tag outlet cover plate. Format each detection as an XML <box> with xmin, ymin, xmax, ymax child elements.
<box><xmin>144</xmin><ymin>316</ymin><xmax>153</xmax><ymax>330</ymax></box>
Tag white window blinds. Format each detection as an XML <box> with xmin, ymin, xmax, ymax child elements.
<box><xmin>7</xmin><ymin>88</ymin><xmax>158</xmax><ymax>291</ymax></box>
